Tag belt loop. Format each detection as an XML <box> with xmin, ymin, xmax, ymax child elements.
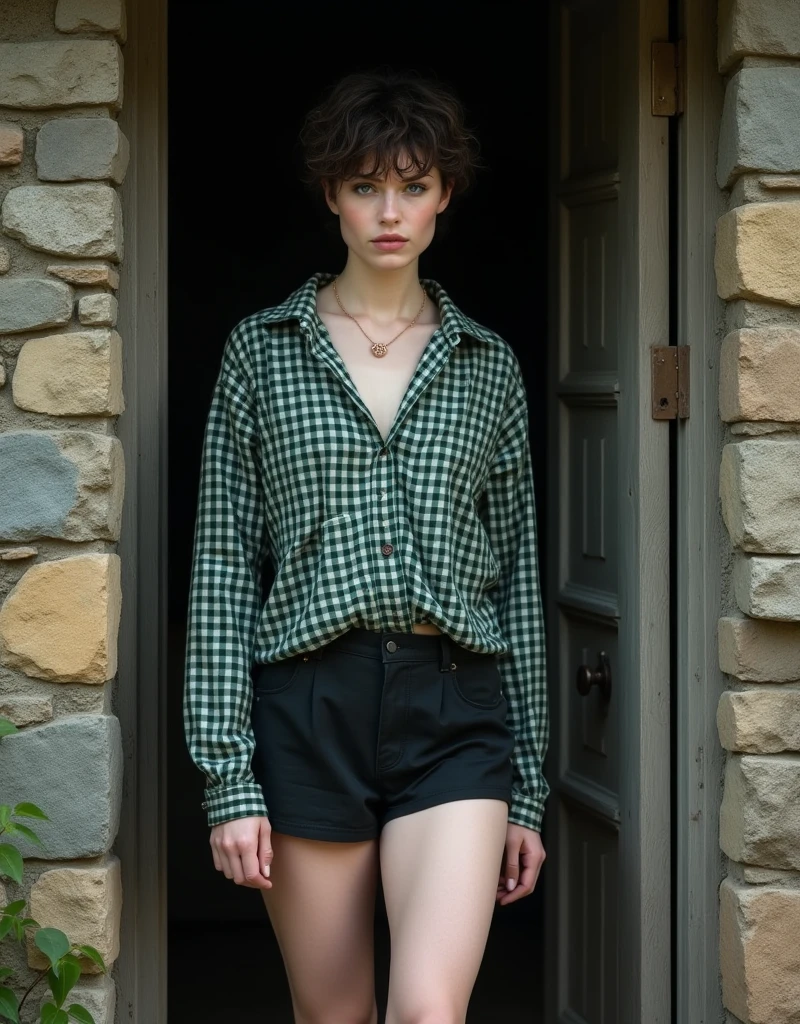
<box><xmin>439</xmin><ymin>632</ymin><xmax>452</xmax><ymax>672</ymax></box>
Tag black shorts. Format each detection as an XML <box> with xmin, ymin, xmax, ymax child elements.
<box><xmin>250</xmin><ymin>627</ymin><xmax>515</xmax><ymax>842</ymax></box>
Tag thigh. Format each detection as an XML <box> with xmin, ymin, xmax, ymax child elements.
<box><xmin>262</xmin><ymin>830</ymin><xmax>380</xmax><ymax>1024</ymax></box>
<box><xmin>380</xmin><ymin>798</ymin><xmax>509</xmax><ymax>1024</ymax></box>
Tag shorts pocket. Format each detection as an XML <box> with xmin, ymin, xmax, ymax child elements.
<box><xmin>451</xmin><ymin>655</ymin><xmax>504</xmax><ymax>710</ymax></box>
<box><xmin>254</xmin><ymin>655</ymin><xmax>304</xmax><ymax>695</ymax></box>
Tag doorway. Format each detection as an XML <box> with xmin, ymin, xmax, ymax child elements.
<box><xmin>166</xmin><ymin>5</ymin><xmax>548</xmax><ymax>1022</ymax></box>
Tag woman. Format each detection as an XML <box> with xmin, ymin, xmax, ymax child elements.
<box><xmin>183</xmin><ymin>70</ymin><xmax>549</xmax><ymax>1024</ymax></box>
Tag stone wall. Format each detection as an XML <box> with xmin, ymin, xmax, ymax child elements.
<box><xmin>716</xmin><ymin>3</ymin><xmax>800</xmax><ymax>1023</ymax></box>
<box><xmin>0</xmin><ymin>2</ymin><xmax>127</xmax><ymax>1020</ymax></box>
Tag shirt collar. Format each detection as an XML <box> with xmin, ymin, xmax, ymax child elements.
<box><xmin>256</xmin><ymin>272</ymin><xmax>493</xmax><ymax>348</ymax></box>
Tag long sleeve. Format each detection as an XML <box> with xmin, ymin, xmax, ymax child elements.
<box><xmin>478</xmin><ymin>367</ymin><xmax>550</xmax><ymax>832</ymax></box>
<box><xmin>183</xmin><ymin>328</ymin><xmax>271</xmax><ymax>827</ymax></box>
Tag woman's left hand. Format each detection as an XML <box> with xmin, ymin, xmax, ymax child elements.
<box><xmin>496</xmin><ymin>823</ymin><xmax>546</xmax><ymax>905</ymax></box>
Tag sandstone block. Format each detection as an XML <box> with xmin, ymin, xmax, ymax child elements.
<box><xmin>13</xmin><ymin>329</ymin><xmax>124</xmax><ymax>415</ymax></box>
<box><xmin>0</xmin><ymin>547</ymin><xmax>37</xmax><ymax>561</ymax></box>
<box><xmin>720</xmin><ymin>440</ymin><xmax>800</xmax><ymax>553</ymax></box>
<box><xmin>0</xmin><ymin>278</ymin><xmax>72</xmax><ymax>334</ymax></box>
<box><xmin>0</xmin><ymin>248</ymin><xmax>9</xmax><ymax>274</ymax></box>
<box><xmin>720</xmin><ymin>754</ymin><xmax>800</xmax><ymax>870</ymax></box>
<box><xmin>0</xmin><ymin>431</ymin><xmax>124</xmax><ymax>542</ymax></box>
<box><xmin>0</xmin><ymin>696</ymin><xmax>53</xmax><ymax>728</ymax></box>
<box><xmin>47</xmin><ymin>262</ymin><xmax>118</xmax><ymax>289</ymax></box>
<box><xmin>718</xmin><ymin>69</ymin><xmax>800</xmax><ymax>188</ymax></box>
<box><xmin>734</xmin><ymin>556</ymin><xmax>800</xmax><ymax>620</ymax></box>
<box><xmin>78</xmin><ymin>293</ymin><xmax>117</xmax><ymax>327</ymax></box>
<box><xmin>720</xmin><ymin>876</ymin><xmax>800</xmax><ymax>1023</ymax></box>
<box><xmin>0</xmin><ymin>553</ymin><xmax>121</xmax><ymax>683</ymax></box>
<box><xmin>40</xmin><ymin>977</ymin><xmax>115</xmax><ymax>1024</ymax></box>
<box><xmin>719</xmin><ymin>0</ymin><xmax>800</xmax><ymax>73</ymax></box>
<box><xmin>0</xmin><ymin>360</ymin><xmax>5</xmax><ymax>387</ymax></box>
<box><xmin>36</xmin><ymin>118</ymin><xmax>129</xmax><ymax>185</ymax></box>
<box><xmin>0</xmin><ymin>124</ymin><xmax>23</xmax><ymax>167</ymax></box>
<box><xmin>0</xmin><ymin>41</ymin><xmax>122</xmax><ymax>110</ymax></box>
<box><xmin>29</xmin><ymin>858</ymin><xmax>122</xmax><ymax>971</ymax></box>
<box><xmin>718</xmin><ymin>690</ymin><xmax>800</xmax><ymax>753</ymax></box>
<box><xmin>719</xmin><ymin>615</ymin><xmax>800</xmax><ymax>682</ymax></box>
<box><xmin>715</xmin><ymin>203</ymin><xmax>800</xmax><ymax>306</ymax></box>
<box><xmin>0</xmin><ymin>716</ymin><xmax>121</xmax><ymax>858</ymax></box>
<box><xmin>720</xmin><ymin>328</ymin><xmax>800</xmax><ymax>423</ymax></box>
<box><xmin>56</xmin><ymin>0</ymin><xmax>127</xmax><ymax>40</ymax></box>
<box><xmin>2</xmin><ymin>184</ymin><xmax>123</xmax><ymax>261</ymax></box>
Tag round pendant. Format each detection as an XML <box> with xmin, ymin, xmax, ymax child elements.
<box><xmin>371</xmin><ymin>343</ymin><xmax>388</xmax><ymax>358</ymax></box>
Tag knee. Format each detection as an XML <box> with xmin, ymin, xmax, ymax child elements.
<box><xmin>390</xmin><ymin>1008</ymin><xmax>463</xmax><ymax>1024</ymax></box>
<box><xmin>295</xmin><ymin>1005</ymin><xmax>378</xmax><ymax>1024</ymax></box>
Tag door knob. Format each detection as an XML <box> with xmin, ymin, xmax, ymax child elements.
<box><xmin>575</xmin><ymin>652</ymin><xmax>612</xmax><ymax>701</ymax></box>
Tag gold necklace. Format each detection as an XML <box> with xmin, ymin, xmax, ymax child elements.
<box><xmin>332</xmin><ymin>278</ymin><xmax>427</xmax><ymax>358</ymax></box>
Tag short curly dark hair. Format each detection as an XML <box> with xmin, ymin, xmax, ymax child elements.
<box><xmin>299</xmin><ymin>70</ymin><xmax>480</xmax><ymax>199</ymax></box>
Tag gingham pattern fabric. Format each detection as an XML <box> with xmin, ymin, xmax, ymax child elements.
<box><xmin>184</xmin><ymin>272</ymin><xmax>550</xmax><ymax>831</ymax></box>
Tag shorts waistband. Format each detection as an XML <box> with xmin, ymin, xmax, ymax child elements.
<box><xmin>322</xmin><ymin>627</ymin><xmax>491</xmax><ymax>671</ymax></box>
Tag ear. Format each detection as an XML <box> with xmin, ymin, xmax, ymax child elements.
<box><xmin>436</xmin><ymin>179</ymin><xmax>454</xmax><ymax>215</ymax></box>
<box><xmin>323</xmin><ymin>180</ymin><xmax>340</xmax><ymax>215</ymax></box>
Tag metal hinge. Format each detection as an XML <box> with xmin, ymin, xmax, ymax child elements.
<box><xmin>651</xmin><ymin>346</ymin><xmax>690</xmax><ymax>420</ymax></box>
<box><xmin>651</xmin><ymin>40</ymin><xmax>685</xmax><ymax>116</ymax></box>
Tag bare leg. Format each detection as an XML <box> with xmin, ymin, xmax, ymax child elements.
<box><xmin>261</xmin><ymin>831</ymin><xmax>380</xmax><ymax>1024</ymax></box>
<box><xmin>380</xmin><ymin>799</ymin><xmax>509</xmax><ymax>1024</ymax></box>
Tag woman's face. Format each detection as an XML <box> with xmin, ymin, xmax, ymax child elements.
<box><xmin>325</xmin><ymin>160</ymin><xmax>452</xmax><ymax>271</ymax></box>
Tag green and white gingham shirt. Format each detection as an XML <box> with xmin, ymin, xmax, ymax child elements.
<box><xmin>183</xmin><ymin>272</ymin><xmax>550</xmax><ymax>832</ymax></box>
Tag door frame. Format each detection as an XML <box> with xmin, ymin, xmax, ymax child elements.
<box><xmin>115</xmin><ymin>0</ymin><xmax>724</xmax><ymax>1020</ymax></box>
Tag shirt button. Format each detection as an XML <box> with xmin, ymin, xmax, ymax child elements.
<box><xmin>378</xmin><ymin>447</ymin><xmax>389</xmax><ymax>457</ymax></box>
<box><xmin>386</xmin><ymin>640</ymin><xmax>398</xmax><ymax>653</ymax></box>
<box><xmin>381</xmin><ymin>543</ymin><xmax>394</xmax><ymax>556</ymax></box>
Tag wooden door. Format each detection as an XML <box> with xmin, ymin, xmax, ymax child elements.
<box><xmin>544</xmin><ymin>0</ymin><xmax>671</xmax><ymax>1021</ymax></box>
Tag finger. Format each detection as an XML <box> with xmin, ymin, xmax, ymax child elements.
<box><xmin>210</xmin><ymin>838</ymin><xmax>222</xmax><ymax>873</ymax></box>
<box><xmin>499</xmin><ymin>857</ymin><xmax>541</xmax><ymax>905</ymax></box>
<box><xmin>241</xmin><ymin>844</ymin><xmax>271</xmax><ymax>891</ymax></box>
<box><xmin>257</xmin><ymin>822</ymin><xmax>274</xmax><ymax>883</ymax></box>
<box><xmin>503</xmin><ymin>843</ymin><xmax>521</xmax><ymax>893</ymax></box>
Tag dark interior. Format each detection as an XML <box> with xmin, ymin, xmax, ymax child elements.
<box><xmin>167</xmin><ymin>6</ymin><xmax>548</xmax><ymax>1020</ymax></box>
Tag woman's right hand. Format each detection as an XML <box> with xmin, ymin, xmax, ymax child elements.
<box><xmin>210</xmin><ymin>815</ymin><xmax>273</xmax><ymax>890</ymax></box>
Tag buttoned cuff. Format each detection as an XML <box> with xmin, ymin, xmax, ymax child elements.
<box><xmin>202</xmin><ymin>779</ymin><xmax>268</xmax><ymax>828</ymax></box>
<box><xmin>508</xmin><ymin>789</ymin><xmax>546</xmax><ymax>833</ymax></box>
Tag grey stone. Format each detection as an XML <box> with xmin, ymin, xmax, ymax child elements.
<box><xmin>0</xmin><ymin>41</ymin><xmax>122</xmax><ymax>110</ymax></box>
<box><xmin>2</xmin><ymin>185</ymin><xmax>123</xmax><ymax>261</ymax></box>
<box><xmin>719</xmin><ymin>0</ymin><xmax>800</xmax><ymax>73</ymax></box>
<box><xmin>720</xmin><ymin>440</ymin><xmax>800</xmax><ymax>553</ymax></box>
<box><xmin>0</xmin><ymin>714</ymin><xmax>122</xmax><ymax>859</ymax></box>
<box><xmin>718</xmin><ymin>69</ymin><xmax>800</xmax><ymax>187</ymax></box>
<box><xmin>0</xmin><ymin>431</ymin><xmax>124</xmax><ymax>543</ymax></box>
<box><xmin>40</xmin><ymin>976</ymin><xmax>115</xmax><ymax>1024</ymax></box>
<box><xmin>734</xmin><ymin>555</ymin><xmax>800</xmax><ymax>620</ymax></box>
<box><xmin>36</xmin><ymin>118</ymin><xmax>129</xmax><ymax>185</ymax></box>
<box><xmin>720</xmin><ymin>753</ymin><xmax>800</xmax><ymax>870</ymax></box>
<box><xmin>0</xmin><ymin>248</ymin><xmax>9</xmax><ymax>275</ymax></box>
<box><xmin>78</xmin><ymin>292</ymin><xmax>118</xmax><ymax>326</ymax></box>
<box><xmin>0</xmin><ymin>278</ymin><xmax>72</xmax><ymax>334</ymax></box>
<box><xmin>56</xmin><ymin>0</ymin><xmax>127</xmax><ymax>40</ymax></box>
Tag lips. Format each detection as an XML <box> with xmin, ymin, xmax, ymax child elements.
<box><xmin>372</xmin><ymin>234</ymin><xmax>408</xmax><ymax>251</ymax></box>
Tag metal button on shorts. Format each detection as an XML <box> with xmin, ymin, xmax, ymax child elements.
<box><xmin>249</xmin><ymin>627</ymin><xmax>514</xmax><ymax>842</ymax></box>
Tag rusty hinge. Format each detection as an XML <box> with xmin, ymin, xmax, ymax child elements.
<box><xmin>652</xmin><ymin>346</ymin><xmax>689</xmax><ymax>420</ymax></box>
<box><xmin>651</xmin><ymin>40</ymin><xmax>685</xmax><ymax>117</ymax></box>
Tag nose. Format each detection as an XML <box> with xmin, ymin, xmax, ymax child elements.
<box><xmin>379</xmin><ymin>190</ymin><xmax>401</xmax><ymax>225</ymax></box>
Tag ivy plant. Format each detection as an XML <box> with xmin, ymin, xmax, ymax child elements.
<box><xmin>0</xmin><ymin>717</ymin><xmax>107</xmax><ymax>1024</ymax></box>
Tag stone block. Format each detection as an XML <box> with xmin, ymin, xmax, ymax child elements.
<box><xmin>0</xmin><ymin>124</ymin><xmax>23</xmax><ymax>167</ymax></box>
<box><xmin>0</xmin><ymin>716</ymin><xmax>121</xmax><ymax>859</ymax></box>
<box><xmin>0</xmin><ymin>696</ymin><xmax>53</xmax><ymax>727</ymax></box>
<box><xmin>720</xmin><ymin>754</ymin><xmax>800</xmax><ymax>870</ymax></box>
<box><xmin>719</xmin><ymin>615</ymin><xmax>800</xmax><ymax>682</ymax></box>
<box><xmin>29</xmin><ymin>858</ymin><xmax>122</xmax><ymax>971</ymax></box>
<box><xmin>56</xmin><ymin>0</ymin><xmax>127</xmax><ymax>40</ymax></box>
<box><xmin>734</xmin><ymin>555</ymin><xmax>800</xmax><ymax>620</ymax></box>
<box><xmin>0</xmin><ymin>248</ymin><xmax>9</xmax><ymax>274</ymax></box>
<box><xmin>715</xmin><ymin>203</ymin><xmax>800</xmax><ymax>307</ymax></box>
<box><xmin>13</xmin><ymin>329</ymin><xmax>124</xmax><ymax>415</ymax></box>
<box><xmin>47</xmin><ymin>262</ymin><xmax>118</xmax><ymax>289</ymax></box>
<box><xmin>718</xmin><ymin>690</ymin><xmax>800</xmax><ymax>753</ymax></box>
<box><xmin>0</xmin><ymin>41</ymin><xmax>122</xmax><ymax>110</ymax></box>
<box><xmin>720</xmin><ymin>876</ymin><xmax>800</xmax><ymax>1023</ymax></box>
<box><xmin>0</xmin><ymin>431</ymin><xmax>124</xmax><ymax>542</ymax></box>
<box><xmin>0</xmin><ymin>547</ymin><xmax>37</xmax><ymax>561</ymax></box>
<box><xmin>78</xmin><ymin>293</ymin><xmax>118</xmax><ymax>327</ymax></box>
<box><xmin>40</xmin><ymin>976</ymin><xmax>116</xmax><ymax>1024</ymax></box>
<box><xmin>0</xmin><ymin>278</ymin><xmax>72</xmax><ymax>334</ymax></box>
<box><xmin>720</xmin><ymin>328</ymin><xmax>800</xmax><ymax>423</ymax></box>
<box><xmin>36</xmin><ymin>118</ymin><xmax>129</xmax><ymax>185</ymax></box>
<box><xmin>0</xmin><ymin>553</ymin><xmax>121</xmax><ymax>683</ymax></box>
<box><xmin>720</xmin><ymin>440</ymin><xmax>800</xmax><ymax>553</ymax></box>
<box><xmin>718</xmin><ymin>69</ymin><xmax>800</xmax><ymax>188</ymax></box>
<box><xmin>0</xmin><ymin>360</ymin><xmax>5</xmax><ymax>387</ymax></box>
<box><xmin>719</xmin><ymin>0</ymin><xmax>800</xmax><ymax>73</ymax></box>
<box><xmin>2</xmin><ymin>185</ymin><xmax>123</xmax><ymax>261</ymax></box>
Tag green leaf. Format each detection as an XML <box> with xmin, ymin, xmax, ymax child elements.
<box><xmin>1</xmin><ymin>899</ymin><xmax>25</xmax><ymax>917</ymax></box>
<box><xmin>41</xmin><ymin>1005</ymin><xmax>69</xmax><ymax>1024</ymax></box>
<box><xmin>0</xmin><ymin>970</ymin><xmax>11</xmax><ymax>983</ymax></box>
<box><xmin>35</xmin><ymin>929</ymin><xmax>71</xmax><ymax>971</ymax></box>
<box><xmin>0</xmin><ymin>808</ymin><xmax>10</xmax><ymax>830</ymax></box>
<box><xmin>67</xmin><ymin>1005</ymin><xmax>95</xmax><ymax>1024</ymax></box>
<box><xmin>0</xmin><ymin>719</ymin><xmax>18</xmax><ymax>739</ymax></box>
<box><xmin>0</xmin><ymin>845</ymin><xmax>22</xmax><ymax>885</ymax></box>
<box><xmin>0</xmin><ymin>917</ymin><xmax>12</xmax><ymax>940</ymax></box>
<box><xmin>4</xmin><ymin>823</ymin><xmax>42</xmax><ymax>847</ymax></box>
<box><xmin>0</xmin><ymin>985</ymin><xmax>19</xmax><ymax>1024</ymax></box>
<box><xmin>48</xmin><ymin>955</ymin><xmax>81</xmax><ymax>1009</ymax></box>
<box><xmin>12</xmin><ymin>803</ymin><xmax>47</xmax><ymax>821</ymax></box>
<box><xmin>75</xmin><ymin>945</ymin><xmax>105</xmax><ymax>972</ymax></box>
<box><xmin>20</xmin><ymin>917</ymin><xmax>39</xmax><ymax>930</ymax></box>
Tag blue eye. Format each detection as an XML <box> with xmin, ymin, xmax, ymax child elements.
<box><xmin>353</xmin><ymin>183</ymin><xmax>374</xmax><ymax>195</ymax></box>
<box><xmin>406</xmin><ymin>183</ymin><xmax>427</xmax><ymax>194</ymax></box>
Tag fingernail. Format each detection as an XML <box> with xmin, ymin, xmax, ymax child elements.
<box><xmin>506</xmin><ymin>878</ymin><xmax>517</xmax><ymax>891</ymax></box>
<box><xmin>263</xmin><ymin>864</ymin><xmax>270</xmax><ymax>878</ymax></box>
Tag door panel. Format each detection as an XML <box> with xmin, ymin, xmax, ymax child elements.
<box><xmin>545</xmin><ymin>0</ymin><xmax>671</xmax><ymax>1021</ymax></box>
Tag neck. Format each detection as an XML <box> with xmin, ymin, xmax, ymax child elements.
<box><xmin>334</xmin><ymin>254</ymin><xmax>424</xmax><ymax>321</ymax></box>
